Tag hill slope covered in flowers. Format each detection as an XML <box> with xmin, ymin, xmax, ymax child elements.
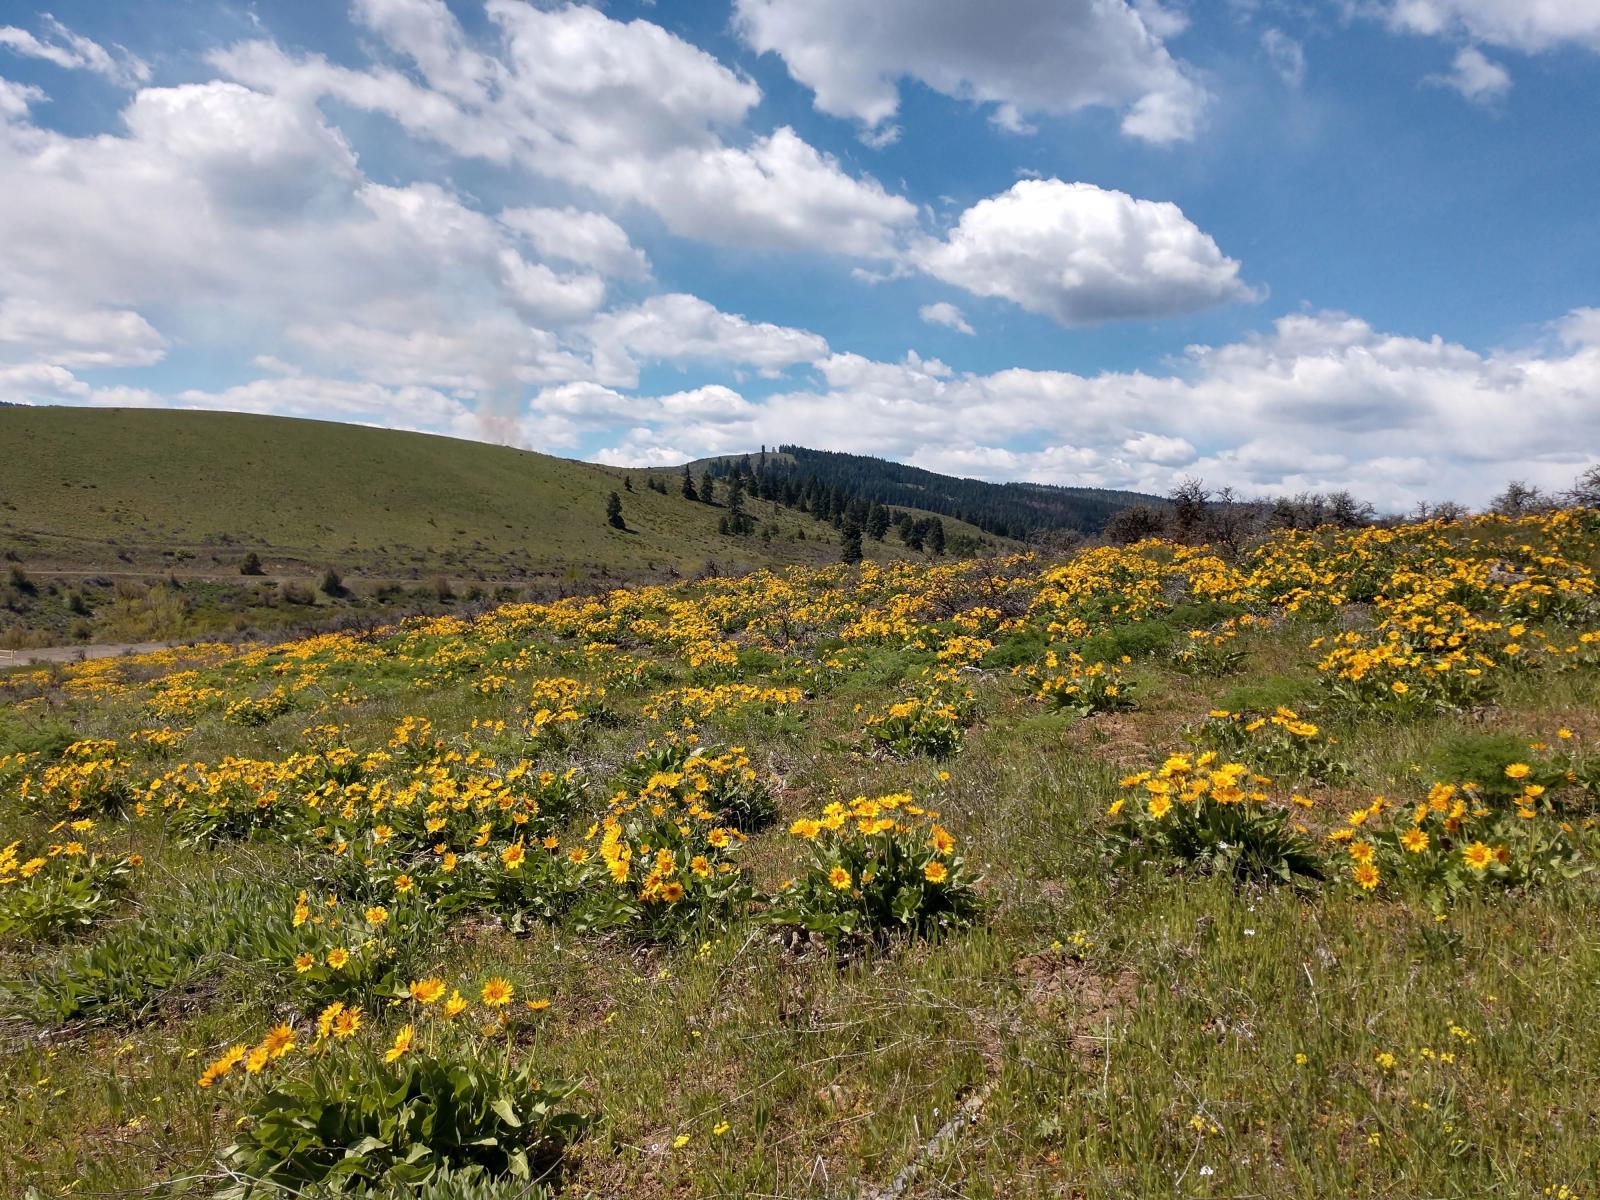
<box><xmin>2</xmin><ymin>510</ymin><xmax>1598</xmax><ymax>1197</ymax></box>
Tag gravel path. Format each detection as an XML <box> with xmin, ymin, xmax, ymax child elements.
<box><xmin>0</xmin><ymin>640</ymin><xmax>182</xmax><ymax>667</ymax></box>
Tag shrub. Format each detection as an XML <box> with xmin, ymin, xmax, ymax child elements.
<box><xmin>861</xmin><ymin>675</ymin><xmax>975</xmax><ymax>759</ymax></box>
<box><xmin>979</xmin><ymin>628</ymin><xmax>1048</xmax><ymax>670</ymax></box>
<box><xmin>614</xmin><ymin>738</ymin><xmax>775</xmax><ymax>832</ymax></box>
<box><xmin>240</xmin><ymin>552</ymin><xmax>265</xmax><ymax>576</ymax></box>
<box><xmin>0</xmin><ymin>832</ymin><xmax>138</xmax><ymax>942</ymax></box>
<box><xmin>265</xmin><ymin>889</ymin><xmax>447</xmax><ymax>1008</ymax></box>
<box><xmin>212</xmin><ymin>1018</ymin><xmax>589</xmax><ymax>1196</ymax></box>
<box><xmin>1334</xmin><ymin>787</ymin><xmax>1584</xmax><ymax>906</ymax></box>
<box><xmin>0</xmin><ymin>716</ymin><xmax>78</xmax><ymax>760</ymax></box>
<box><xmin>1078</xmin><ymin>619</ymin><xmax>1179</xmax><ymax>662</ymax></box>
<box><xmin>159</xmin><ymin>757</ymin><xmax>315</xmax><ymax>846</ymax></box>
<box><xmin>17</xmin><ymin>740</ymin><xmax>134</xmax><ymax>815</ymax></box>
<box><xmin>521</xmin><ymin>676</ymin><xmax>614</xmax><ymax>748</ymax></box>
<box><xmin>14</xmin><ymin>917</ymin><xmax>204</xmax><ymax>1024</ymax></box>
<box><xmin>1018</xmin><ymin>652</ymin><xmax>1136</xmax><ymax>717</ymax></box>
<box><xmin>1189</xmin><ymin>707</ymin><xmax>1350</xmax><ymax>785</ymax></box>
<box><xmin>772</xmin><ymin>793</ymin><xmax>980</xmax><ymax>942</ymax></box>
<box><xmin>10</xmin><ymin>876</ymin><xmax>290</xmax><ymax>1025</ymax></box>
<box><xmin>565</xmin><ymin>746</ymin><xmax>755</xmax><ymax>940</ymax></box>
<box><xmin>1170</xmin><ymin>624</ymin><xmax>1247</xmax><ymax>676</ymax></box>
<box><xmin>1105</xmin><ymin>754</ymin><xmax>1323</xmax><ymax>886</ymax></box>
<box><xmin>1426</xmin><ymin>732</ymin><xmax>1568</xmax><ymax>802</ymax></box>
<box><xmin>225</xmin><ymin>687</ymin><xmax>296</xmax><ymax>727</ymax></box>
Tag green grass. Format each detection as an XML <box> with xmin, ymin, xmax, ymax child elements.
<box><xmin>0</xmin><ymin>407</ymin><xmax>1008</xmax><ymax>647</ymax></box>
<box><xmin>0</xmin><ymin>407</ymin><xmax>1002</xmax><ymax>577</ymax></box>
<box><xmin>2</xmin><ymin>520</ymin><xmax>1598</xmax><ymax>1198</ymax></box>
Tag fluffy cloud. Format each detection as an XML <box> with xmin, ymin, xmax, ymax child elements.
<box><xmin>0</xmin><ymin>52</ymin><xmax>857</xmax><ymax>441</ymax></box>
<box><xmin>918</xmin><ymin>302</ymin><xmax>975</xmax><ymax>335</ymax></box>
<box><xmin>589</xmin><ymin>308</ymin><xmax>1600</xmax><ymax>508</ymax></box>
<box><xmin>218</xmin><ymin>0</ymin><xmax>915</xmax><ymax>256</ymax></box>
<box><xmin>1121</xmin><ymin>432</ymin><xmax>1196</xmax><ymax>465</ymax></box>
<box><xmin>733</xmin><ymin>0</ymin><xmax>1210</xmax><ymax>144</ymax></box>
<box><xmin>500</xmin><ymin>207</ymin><xmax>650</xmax><ymax>280</ymax></box>
<box><xmin>0</xmin><ymin>73</ymin><xmax>630</xmax><ymax>402</ymax></box>
<box><xmin>0</xmin><ymin>14</ymin><xmax>149</xmax><ymax>87</ymax></box>
<box><xmin>168</xmin><ymin>375</ymin><xmax>476</xmax><ymax>434</ymax></box>
<box><xmin>0</xmin><ymin>361</ymin><xmax>90</xmax><ymax>403</ymax></box>
<box><xmin>910</xmin><ymin>180</ymin><xmax>1257</xmax><ymax>326</ymax></box>
<box><xmin>1380</xmin><ymin>1</ymin><xmax>1600</xmax><ymax>52</ymax></box>
<box><xmin>1427</xmin><ymin>46</ymin><xmax>1513</xmax><ymax>101</ymax></box>
<box><xmin>0</xmin><ymin>298</ymin><xmax>168</xmax><ymax>368</ymax></box>
<box><xmin>586</xmin><ymin>293</ymin><xmax>829</xmax><ymax>387</ymax></box>
<box><xmin>281</xmin><ymin>319</ymin><xmax>589</xmax><ymax>392</ymax></box>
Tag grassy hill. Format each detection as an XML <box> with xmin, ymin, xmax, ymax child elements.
<box><xmin>0</xmin><ymin>407</ymin><xmax>1011</xmax><ymax>646</ymax></box>
<box><xmin>0</xmin><ymin>407</ymin><xmax>1006</xmax><ymax>578</ymax></box>
<box><xmin>1</xmin><ymin>511</ymin><xmax>1598</xmax><ymax>1194</ymax></box>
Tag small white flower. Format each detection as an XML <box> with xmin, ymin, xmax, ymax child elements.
<box><xmin>1199</xmin><ymin>1165</ymin><xmax>1215</xmax><ymax>1177</ymax></box>
<box><xmin>1243</xmin><ymin>928</ymin><xmax>1256</xmax><ymax>936</ymax></box>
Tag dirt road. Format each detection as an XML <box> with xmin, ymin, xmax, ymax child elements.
<box><xmin>0</xmin><ymin>640</ymin><xmax>182</xmax><ymax>668</ymax></box>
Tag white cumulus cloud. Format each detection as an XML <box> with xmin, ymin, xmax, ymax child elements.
<box><xmin>910</xmin><ymin>179</ymin><xmax>1257</xmax><ymax>326</ymax></box>
<box><xmin>1381</xmin><ymin>0</ymin><xmax>1600</xmax><ymax>52</ymax></box>
<box><xmin>1427</xmin><ymin>46</ymin><xmax>1513</xmax><ymax>101</ymax></box>
<box><xmin>217</xmin><ymin>0</ymin><xmax>916</xmax><ymax>257</ymax></box>
<box><xmin>733</xmin><ymin>0</ymin><xmax>1210</xmax><ymax>144</ymax></box>
<box><xmin>586</xmin><ymin>293</ymin><xmax>829</xmax><ymax>387</ymax></box>
<box><xmin>0</xmin><ymin>298</ymin><xmax>168</xmax><ymax>368</ymax></box>
<box><xmin>918</xmin><ymin>302</ymin><xmax>975</xmax><ymax>335</ymax></box>
<box><xmin>586</xmin><ymin>308</ymin><xmax>1600</xmax><ymax>509</ymax></box>
<box><xmin>1261</xmin><ymin>29</ymin><xmax>1306</xmax><ymax>86</ymax></box>
<box><xmin>499</xmin><ymin>207</ymin><xmax>651</xmax><ymax>281</ymax></box>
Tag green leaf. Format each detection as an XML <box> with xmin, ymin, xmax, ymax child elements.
<box><xmin>490</xmin><ymin>1095</ymin><xmax>523</xmax><ymax>1128</ymax></box>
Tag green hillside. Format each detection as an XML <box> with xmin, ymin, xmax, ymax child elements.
<box><xmin>0</xmin><ymin>407</ymin><xmax>1012</xmax><ymax>647</ymax></box>
<box><xmin>689</xmin><ymin>446</ymin><xmax>1163</xmax><ymax>540</ymax></box>
<box><xmin>0</xmin><ymin>407</ymin><xmax>1002</xmax><ymax>577</ymax></box>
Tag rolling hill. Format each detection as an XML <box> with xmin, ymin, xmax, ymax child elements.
<box><xmin>0</xmin><ymin>406</ymin><xmax>1027</xmax><ymax>646</ymax></box>
<box><xmin>0</xmin><ymin>407</ymin><xmax>1007</xmax><ymax>581</ymax></box>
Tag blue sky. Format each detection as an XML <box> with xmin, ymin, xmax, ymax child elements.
<box><xmin>1</xmin><ymin>0</ymin><xmax>1598</xmax><ymax>507</ymax></box>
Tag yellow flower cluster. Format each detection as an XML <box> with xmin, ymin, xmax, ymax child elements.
<box><xmin>1116</xmin><ymin>754</ymin><xmax>1269</xmax><ymax>820</ymax></box>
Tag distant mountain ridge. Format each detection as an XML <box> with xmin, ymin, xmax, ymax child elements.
<box><xmin>697</xmin><ymin>445</ymin><xmax>1162</xmax><ymax>540</ymax></box>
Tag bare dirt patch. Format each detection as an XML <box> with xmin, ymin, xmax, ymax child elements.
<box><xmin>1013</xmin><ymin>950</ymin><xmax>1139</xmax><ymax>1058</ymax></box>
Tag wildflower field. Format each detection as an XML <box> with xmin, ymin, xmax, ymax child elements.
<box><xmin>2</xmin><ymin>509</ymin><xmax>1598</xmax><ymax>1197</ymax></box>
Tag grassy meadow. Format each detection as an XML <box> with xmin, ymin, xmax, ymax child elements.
<box><xmin>1</xmin><ymin>510</ymin><xmax>1598</xmax><ymax>1197</ymax></box>
<box><xmin>0</xmin><ymin>407</ymin><xmax>1005</xmax><ymax>648</ymax></box>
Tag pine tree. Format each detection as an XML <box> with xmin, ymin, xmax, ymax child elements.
<box><xmin>681</xmin><ymin>466</ymin><xmax>698</xmax><ymax>502</ymax></box>
<box><xmin>928</xmin><ymin>517</ymin><xmax>946</xmax><ymax>555</ymax></box>
<box><xmin>840</xmin><ymin>519</ymin><xmax>864</xmax><ymax>564</ymax></box>
<box><xmin>606</xmin><ymin>491</ymin><xmax>625</xmax><ymax>530</ymax></box>
<box><xmin>866</xmin><ymin>502</ymin><xmax>890</xmax><ymax>541</ymax></box>
<box><xmin>700</xmin><ymin>471</ymin><xmax>716</xmax><ymax>505</ymax></box>
<box><xmin>726</xmin><ymin>476</ymin><xmax>753</xmax><ymax>535</ymax></box>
